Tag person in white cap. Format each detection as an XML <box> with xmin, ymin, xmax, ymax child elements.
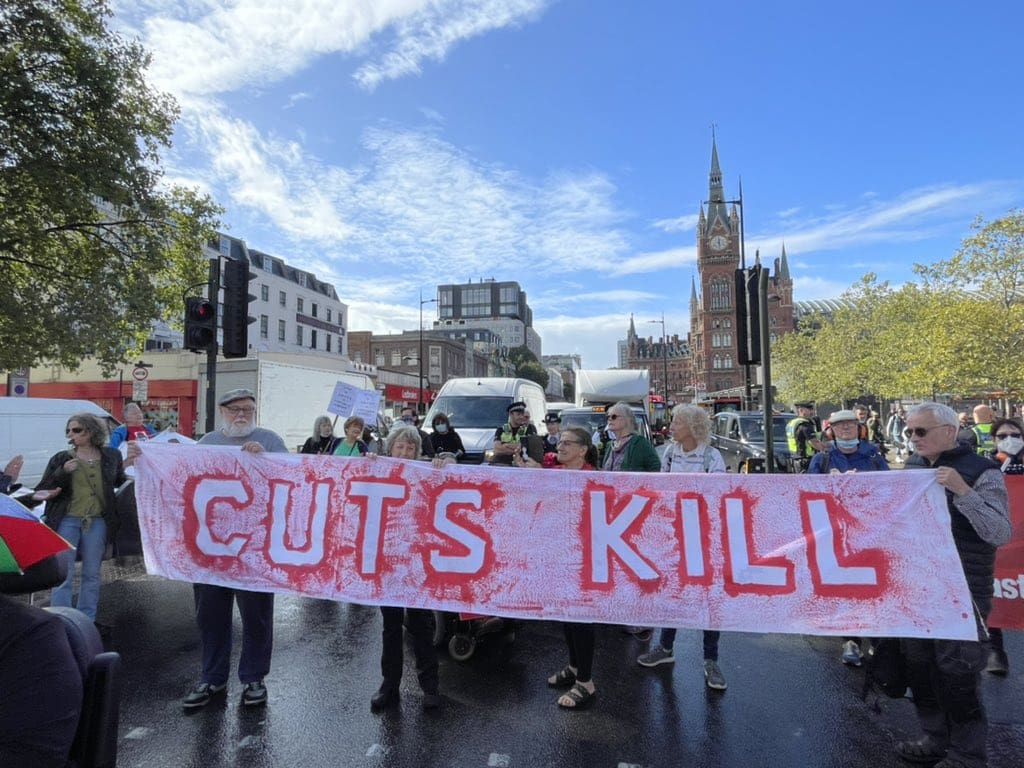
<box><xmin>807</xmin><ymin>408</ymin><xmax>888</xmax><ymax>667</ymax></box>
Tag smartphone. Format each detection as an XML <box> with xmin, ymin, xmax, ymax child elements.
<box><xmin>519</xmin><ymin>435</ymin><xmax>530</xmax><ymax>458</ymax></box>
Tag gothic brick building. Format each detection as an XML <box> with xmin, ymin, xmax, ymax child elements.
<box><xmin>625</xmin><ymin>139</ymin><xmax>795</xmax><ymax>402</ymax></box>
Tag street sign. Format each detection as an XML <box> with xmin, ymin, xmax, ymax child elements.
<box><xmin>7</xmin><ymin>368</ymin><xmax>28</xmax><ymax>396</ymax></box>
<box><xmin>132</xmin><ymin>379</ymin><xmax>149</xmax><ymax>403</ymax></box>
<box><xmin>132</xmin><ymin>366</ymin><xmax>149</xmax><ymax>381</ymax></box>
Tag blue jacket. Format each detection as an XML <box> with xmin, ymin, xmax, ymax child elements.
<box><xmin>807</xmin><ymin>441</ymin><xmax>889</xmax><ymax>474</ymax></box>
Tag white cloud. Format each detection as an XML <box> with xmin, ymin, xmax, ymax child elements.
<box><xmin>120</xmin><ymin>1</ymin><xmax>551</xmax><ymax>98</ymax></box>
<box><xmin>283</xmin><ymin>92</ymin><xmax>312</xmax><ymax>109</ymax></box>
<box><xmin>609</xmin><ymin>246</ymin><xmax>697</xmax><ymax>276</ymax></box>
<box><xmin>652</xmin><ymin>213</ymin><xmax>700</xmax><ymax>233</ymax></box>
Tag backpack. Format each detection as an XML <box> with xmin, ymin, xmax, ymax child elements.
<box><xmin>666</xmin><ymin>445</ymin><xmax>714</xmax><ymax>473</ymax></box>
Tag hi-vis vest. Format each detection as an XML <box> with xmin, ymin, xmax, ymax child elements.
<box><xmin>787</xmin><ymin>417</ymin><xmax>813</xmax><ymax>457</ymax></box>
<box><xmin>973</xmin><ymin>423</ymin><xmax>995</xmax><ymax>455</ymax></box>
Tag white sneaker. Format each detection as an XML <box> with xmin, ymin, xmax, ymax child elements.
<box><xmin>841</xmin><ymin>640</ymin><xmax>863</xmax><ymax>666</ymax></box>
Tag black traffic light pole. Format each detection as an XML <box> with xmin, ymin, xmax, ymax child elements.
<box><xmin>204</xmin><ymin>258</ymin><xmax>220</xmax><ymax>434</ymax></box>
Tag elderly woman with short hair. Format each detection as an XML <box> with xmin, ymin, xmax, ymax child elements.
<box><xmin>333</xmin><ymin>415</ymin><xmax>368</xmax><ymax>457</ymax></box>
<box><xmin>368</xmin><ymin>423</ymin><xmax>446</xmax><ymax>711</ymax></box>
<box><xmin>601</xmin><ymin>402</ymin><xmax>661</xmax><ymax>472</ymax></box>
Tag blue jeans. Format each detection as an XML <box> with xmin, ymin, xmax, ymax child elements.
<box><xmin>51</xmin><ymin>517</ymin><xmax>107</xmax><ymax>621</ymax></box>
<box><xmin>658</xmin><ymin>628</ymin><xmax>721</xmax><ymax>662</ymax></box>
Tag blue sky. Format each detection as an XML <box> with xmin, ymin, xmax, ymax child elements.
<box><xmin>112</xmin><ymin>0</ymin><xmax>1024</xmax><ymax>369</ymax></box>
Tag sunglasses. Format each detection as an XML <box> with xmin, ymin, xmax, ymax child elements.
<box><xmin>66</xmin><ymin>427</ymin><xmax>85</xmax><ymax>435</ymax></box>
<box><xmin>903</xmin><ymin>424</ymin><xmax>951</xmax><ymax>439</ymax></box>
<box><xmin>607</xmin><ymin>414</ymin><xmax>622</xmax><ymax>421</ymax></box>
<box><xmin>995</xmin><ymin>432</ymin><xmax>1022</xmax><ymax>439</ymax></box>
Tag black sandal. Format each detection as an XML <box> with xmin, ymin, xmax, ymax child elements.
<box><xmin>894</xmin><ymin>737</ymin><xmax>947</xmax><ymax>764</ymax></box>
<box><xmin>558</xmin><ymin>682</ymin><xmax>595</xmax><ymax>709</ymax></box>
<box><xmin>547</xmin><ymin>666</ymin><xmax>577</xmax><ymax>688</ymax></box>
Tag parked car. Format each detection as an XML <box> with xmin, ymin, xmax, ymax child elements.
<box><xmin>709</xmin><ymin>411</ymin><xmax>795</xmax><ymax>473</ymax></box>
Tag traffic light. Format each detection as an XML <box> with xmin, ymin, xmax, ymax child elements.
<box><xmin>184</xmin><ymin>297</ymin><xmax>217</xmax><ymax>352</ymax></box>
<box><xmin>221</xmin><ymin>258</ymin><xmax>256</xmax><ymax>358</ymax></box>
<box><xmin>734</xmin><ymin>266</ymin><xmax>761</xmax><ymax>365</ymax></box>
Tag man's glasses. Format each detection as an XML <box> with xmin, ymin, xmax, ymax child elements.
<box><xmin>66</xmin><ymin>427</ymin><xmax>85</xmax><ymax>435</ymax></box>
<box><xmin>903</xmin><ymin>424</ymin><xmax>951</xmax><ymax>439</ymax></box>
<box><xmin>224</xmin><ymin>406</ymin><xmax>255</xmax><ymax>415</ymax></box>
<box><xmin>995</xmin><ymin>431</ymin><xmax>1022</xmax><ymax>439</ymax></box>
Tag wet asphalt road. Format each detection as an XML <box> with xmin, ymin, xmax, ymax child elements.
<box><xmin>77</xmin><ymin>562</ymin><xmax>1024</xmax><ymax>768</ymax></box>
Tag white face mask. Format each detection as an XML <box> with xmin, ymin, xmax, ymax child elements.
<box><xmin>835</xmin><ymin>437</ymin><xmax>860</xmax><ymax>451</ymax></box>
<box><xmin>435</xmin><ymin>423</ymin><xmax>448</xmax><ymax>434</ymax></box>
<box><xmin>997</xmin><ymin>436</ymin><xmax>1024</xmax><ymax>455</ymax></box>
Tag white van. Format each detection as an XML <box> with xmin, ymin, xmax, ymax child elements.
<box><xmin>0</xmin><ymin>398</ymin><xmax>117</xmax><ymax>488</ymax></box>
<box><xmin>423</xmin><ymin>378</ymin><xmax>547</xmax><ymax>464</ymax></box>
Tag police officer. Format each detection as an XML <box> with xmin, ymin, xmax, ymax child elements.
<box><xmin>786</xmin><ymin>401</ymin><xmax>820</xmax><ymax>472</ymax></box>
<box><xmin>491</xmin><ymin>401</ymin><xmax>541</xmax><ymax>465</ymax></box>
<box><xmin>542</xmin><ymin>412</ymin><xmax>562</xmax><ymax>453</ymax></box>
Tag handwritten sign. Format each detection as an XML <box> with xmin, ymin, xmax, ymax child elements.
<box><xmin>328</xmin><ymin>381</ymin><xmax>381</xmax><ymax>423</ymax></box>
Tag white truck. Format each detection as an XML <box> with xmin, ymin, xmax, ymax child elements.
<box><xmin>198</xmin><ymin>354</ymin><xmax>377</xmax><ymax>451</ymax></box>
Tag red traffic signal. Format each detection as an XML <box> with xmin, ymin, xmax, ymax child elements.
<box><xmin>184</xmin><ymin>296</ymin><xmax>217</xmax><ymax>352</ymax></box>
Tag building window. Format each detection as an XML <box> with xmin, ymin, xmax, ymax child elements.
<box><xmin>297</xmin><ymin>297</ymin><xmax>304</xmax><ymax>314</ymax></box>
<box><xmin>310</xmin><ymin>330</ymin><xmax>317</xmax><ymax>349</ymax></box>
<box><xmin>326</xmin><ymin>334</ymin><xmax>331</xmax><ymax>352</ymax></box>
<box><xmin>297</xmin><ymin>273</ymin><xmax>307</xmax><ymax>288</ymax></box>
<box><xmin>326</xmin><ymin>308</ymin><xmax>332</xmax><ymax>323</ymax></box>
<box><xmin>278</xmin><ymin>319</ymin><xmax>286</xmax><ymax>342</ymax></box>
<box><xmin>296</xmin><ymin>325</ymin><xmax>303</xmax><ymax>346</ymax></box>
<box><xmin>262</xmin><ymin>255</ymin><xmax>273</xmax><ymax>272</ymax></box>
<box><xmin>311</xmin><ymin>303</ymin><xmax>318</xmax><ymax>318</ymax></box>
<box><xmin>710</xmin><ymin>278</ymin><xmax>731</xmax><ymax>310</ymax></box>
<box><xmin>391</xmin><ymin>350</ymin><xmax>401</xmax><ymax>366</ymax></box>
<box><xmin>353</xmin><ymin>351</ymin><xmax>362</xmax><ymax>363</ymax></box>
<box><xmin>712</xmin><ymin>333</ymin><xmax>721</xmax><ymax>348</ymax></box>
<box><xmin>259</xmin><ymin>315</ymin><xmax>268</xmax><ymax>339</ymax></box>
<box><xmin>260</xmin><ymin>284</ymin><xmax>269</xmax><ymax>302</ymax></box>
<box><xmin>375</xmin><ymin>348</ymin><xmax>385</xmax><ymax>366</ymax></box>
<box><xmin>279</xmin><ymin>290</ymin><xmax>286</xmax><ymax>307</ymax></box>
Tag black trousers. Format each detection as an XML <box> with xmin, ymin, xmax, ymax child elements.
<box><xmin>562</xmin><ymin>622</ymin><xmax>596</xmax><ymax>682</ymax></box>
<box><xmin>194</xmin><ymin>584</ymin><xmax>274</xmax><ymax>686</ymax></box>
<box><xmin>379</xmin><ymin>607</ymin><xmax>439</xmax><ymax>694</ymax></box>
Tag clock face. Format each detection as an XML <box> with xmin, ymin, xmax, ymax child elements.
<box><xmin>710</xmin><ymin>235</ymin><xmax>728</xmax><ymax>251</ymax></box>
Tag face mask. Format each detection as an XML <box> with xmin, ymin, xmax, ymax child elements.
<box><xmin>835</xmin><ymin>438</ymin><xmax>860</xmax><ymax>451</ymax></box>
<box><xmin>435</xmin><ymin>423</ymin><xmax>448</xmax><ymax>434</ymax></box>
<box><xmin>997</xmin><ymin>436</ymin><xmax>1024</xmax><ymax>455</ymax></box>
<box><xmin>401</xmin><ymin>416</ymin><xmax>415</xmax><ymax>424</ymax></box>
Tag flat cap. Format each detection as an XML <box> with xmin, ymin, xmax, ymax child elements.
<box><xmin>218</xmin><ymin>388</ymin><xmax>256</xmax><ymax>406</ymax></box>
<box><xmin>828</xmin><ymin>409</ymin><xmax>858</xmax><ymax>424</ymax></box>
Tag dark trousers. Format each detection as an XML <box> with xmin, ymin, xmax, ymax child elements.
<box><xmin>194</xmin><ymin>584</ymin><xmax>274</xmax><ymax>686</ymax></box>
<box><xmin>562</xmin><ymin>623</ymin><xmax>596</xmax><ymax>682</ymax></box>
<box><xmin>658</xmin><ymin>628</ymin><xmax>721</xmax><ymax>661</ymax></box>
<box><xmin>902</xmin><ymin>637</ymin><xmax>988</xmax><ymax>767</ymax></box>
<box><xmin>379</xmin><ymin>607</ymin><xmax>439</xmax><ymax>694</ymax></box>
<box><xmin>989</xmin><ymin>626</ymin><xmax>1005</xmax><ymax>653</ymax></box>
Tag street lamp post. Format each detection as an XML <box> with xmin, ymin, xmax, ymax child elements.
<box><xmin>418</xmin><ymin>290</ymin><xmax>438</xmax><ymax>415</ymax></box>
<box><xmin>647</xmin><ymin>313</ymin><xmax>670</xmax><ymax>407</ymax></box>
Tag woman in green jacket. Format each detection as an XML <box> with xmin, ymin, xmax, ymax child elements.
<box><xmin>601</xmin><ymin>402</ymin><xmax>661</xmax><ymax>472</ymax></box>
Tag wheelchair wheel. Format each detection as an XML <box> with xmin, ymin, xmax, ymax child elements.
<box><xmin>448</xmin><ymin>633</ymin><xmax>476</xmax><ymax>662</ymax></box>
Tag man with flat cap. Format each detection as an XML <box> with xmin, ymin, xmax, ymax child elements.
<box><xmin>491</xmin><ymin>401</ymin><xmax>541</xmax><ymax>465</ymax></box>
<box><xmin>786</xmin><ymin>401</ymin><xmax>821</xmax><ymax>473</ymax></box>
<box><xmin>182</xmin><ymin>388</ymin><xmax>288</xmax><ymax>711</ymax></box>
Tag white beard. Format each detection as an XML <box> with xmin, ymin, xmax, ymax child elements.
<box><xmin>222</xmin><ymin>421</ymin><xmax>256</xmax><ymax>438</ymax></box>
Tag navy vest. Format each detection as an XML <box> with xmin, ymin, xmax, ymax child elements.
<box><xmin>905</xmin><ymin>445</ymin><xmax>1000</xmax><ymax>615</ymax></box>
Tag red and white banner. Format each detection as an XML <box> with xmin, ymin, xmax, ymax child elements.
<box><xmin>134</xmin><ymin>444</ymin><xmax>981</xmax><ymax>640</ymax></box>
<box><xmin>990</xmin><ymin>475</ymin><xmax>1024</xmax><ymax>630</ymax></box>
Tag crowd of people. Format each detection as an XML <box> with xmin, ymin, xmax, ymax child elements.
<box><xmin>1</xmin><ymin>392</ymin><xmax>1018</xmax><ymax>768</ymax></box>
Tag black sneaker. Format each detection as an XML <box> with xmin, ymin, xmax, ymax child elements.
<box><xmin>241</xmin><ymin>680</ymin><xmax>268</xmax><ymax>706</ymax></box>
<box><xmin>182</xmin><ymin>682</ymin><xmax>227</xmax><ymax>710</ymax></box>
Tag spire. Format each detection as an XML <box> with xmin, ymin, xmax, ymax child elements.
<box><xmin>628</xmin><ymin>313</ymin><xmax>636</xmax><ymax>338</ymax></box>
<box><xmin>779</xmin><ymin>242</ymin><xmax>791</xmax><ymax>280</ymax></box>
<box><xmin>690</xmin><ymin>275</ymin><xmax>698</xmax><ymax>309</ymax></box>
<box><xmin>706</xmin><ymin>133</ymin><xmax>730</xmax><ymax>233</ymax></box>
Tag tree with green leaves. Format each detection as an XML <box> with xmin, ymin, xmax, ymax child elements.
<box><xmin>0</xmin><ymin>0</ymin><xmax>221</xmax><ymax>374</ymax></box>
